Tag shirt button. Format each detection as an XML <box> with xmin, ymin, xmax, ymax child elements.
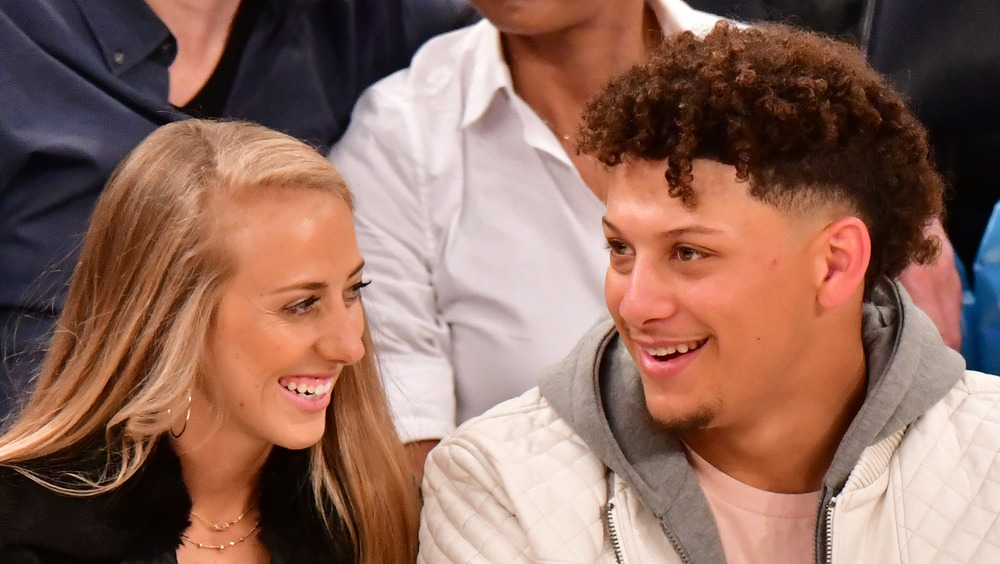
<box><xmin>113</xmin><ymin>51</ymin><xmax>126</xmax><ymax>65</ymax></box>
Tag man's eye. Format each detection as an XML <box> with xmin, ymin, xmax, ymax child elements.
<box><xmin>675</xmin><ymin>247</ymin><xmax>705</xmax><ymax>262</ymax></box>
<box><xmin>605</xmin><ymin>239</ymin><xmax>632</xmax><ymax>256</ymax></box>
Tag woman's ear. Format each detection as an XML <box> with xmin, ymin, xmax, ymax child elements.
<box><xmin>815</xmin><ymin>216</ymin><xmax>871</xmax><ymax>309</ymax></box>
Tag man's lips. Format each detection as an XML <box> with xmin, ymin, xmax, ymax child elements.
<box><xmin>641</xmin><ymin>338</ymin><xmax>709</xmax><ymax>361</ymax></box>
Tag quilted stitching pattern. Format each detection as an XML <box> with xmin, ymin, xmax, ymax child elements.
<box><xmin>419</xmin><ymin>389</ymin><xmax>611</xmax><ymax>563</ymax></box>
<box><xmin>894</xmin><ymin>373</ymin><xmax>1000</xmax><ymax>563</ymax></box>
<box><xmin>420</xmin><ymin>373</ymin><xmax>1000</xmax><ymax>563</ymax></box>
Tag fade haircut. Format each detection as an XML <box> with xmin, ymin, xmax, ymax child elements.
<box><xmin>578</xmin><ymin>22</ymin><xmax>945</xmax><ymax>292</ymax></box>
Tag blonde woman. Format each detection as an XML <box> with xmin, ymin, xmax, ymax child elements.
<box><xmin>0</xmin><ymin>120</ymin><xmax>418</xmax><ymax>564</ymax></box>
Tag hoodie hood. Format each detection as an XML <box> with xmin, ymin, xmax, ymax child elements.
<box><xmin>539</xmin><ymin>278</ymin><xmax>966</xmax><ymax>562</ymax></box>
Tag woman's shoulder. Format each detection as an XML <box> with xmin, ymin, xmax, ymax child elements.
<box><xmin>0</xmin><ymin>445</ymin><xmax>190</xmax><ymax>561</ymax></box>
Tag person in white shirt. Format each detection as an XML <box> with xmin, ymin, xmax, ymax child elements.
<box><xmin>331</xmin><ymin>0</ymin><xmax>963</xmax><ymax>479</ymax></box>
<box><xmin>329</xmin><ymin>0</ymin><xmax>724</xmax><ymax>476</ymax></box>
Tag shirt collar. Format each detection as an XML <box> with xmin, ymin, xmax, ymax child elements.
<box><xmin>460</xmin><ymin>19</ymin><xmax>516</xmax><ymax>129</ymax></box>
<box><xmin>75</xmin><ymin>0</ymin><xmax>173</xmax><ymax>75</ymax></box>
<box><xmin>458</xmin><ymin>0</ymin><xmax>723</xmax><ymax>130</ymax></box>
<box><xmin>75</xmin><ymin>0</ymin><xmax>311</xmax><ymax>76</ymax></box>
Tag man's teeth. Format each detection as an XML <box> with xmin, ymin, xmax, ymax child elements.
<box><xmin>284</xmin><ymin>381</ymin><xmax>333</xmax><ymax>397</ymax></box>
<box><xmin>645</xmin><ymin>340</ymin><xmax>704</xmax><ymax>357</ymax></box>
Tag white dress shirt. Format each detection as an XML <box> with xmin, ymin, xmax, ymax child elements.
<box><xmin>330</xmin><ymin>0</ymin><xmax>723</xmax><ymax>442</ymax></box>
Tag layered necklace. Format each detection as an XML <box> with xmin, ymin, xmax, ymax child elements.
<box><xmin>181</xmin><ymin>507</ymin><xmax>261</xmax><ymax>550</ymax></box>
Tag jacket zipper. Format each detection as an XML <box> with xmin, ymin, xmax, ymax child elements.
<box><xmin>662</xmin><ymin>524</ymin><xmax>693</xmax><ymax>564</ymax></box>
<box><xmin>605</xmin><ymin>472</ymin><xmax>691</xmax><ymax>564</ymax></box>
<box><xmin>824</xmin><ymin>497</ymin><xmax>837</xmax><ymax>564</ymax></box>
<box><xmin>604</xmin><ymin>500</ymin><xmax>627</xmax><ymax>564</ymax></box>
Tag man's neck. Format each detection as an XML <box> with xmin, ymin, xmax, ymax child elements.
<box><xmin>145</xmin><ymin>0</ymin><xmax>242</xmax><ymax>49</ymax></box>
<box><xmin>144</xmin><ymin>0</ymin><xmax>243</xmax><ymax>106</ymax></box>
<box><xmin>683</xmin><ymin>339</ymin><xmax>868</xmax><ymax>494</ymax></box>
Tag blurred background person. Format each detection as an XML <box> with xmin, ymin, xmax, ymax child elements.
<box><xmin>862</xmin><ymin>0</ymin><xmax>1000</xmax><ymax>369</ymax></box>
<box><xmin>329</xmin><ymin>0</ymin><xmax>725</xmax><ymax>477</ymax></box>
<box><xmin>687</xmin><ymin>0</ymin><xmax>863</xmax><ymax>40</ymax></box>
<box><xmin>0</xmin><ymin>120</ymin><xmax>418</xmax><ymax>563</ymax></box>
<box><xmin>864</xmin><ymin>0</ymin><xmax>1000</xmax><ymax>272</ymax></box>
<box><xmin>0</xmin><ymin>0</ymin><xmax>476</xmax><ymax>418</ymax></box>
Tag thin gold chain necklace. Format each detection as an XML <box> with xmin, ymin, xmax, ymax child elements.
<box><xmin>190</xmin><ymin>508</ymin><xmax>250</xmax><ymax>531</ymax></box>
<box><xmin>181</xmin><ymin>520</ymin><xmax>261</xmax><ymax>550</ymax></box>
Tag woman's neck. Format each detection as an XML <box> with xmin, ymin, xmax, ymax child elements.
<box><xmin>170</xmin><ymin>404</ymin><xmax>271</xmax><ymax>522</ymax></box>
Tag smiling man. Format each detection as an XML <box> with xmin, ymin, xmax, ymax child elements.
<box><xmin>417</xmin><ymin>23</ymin><xmax>1000</xmax><ymax>564</ymax></box>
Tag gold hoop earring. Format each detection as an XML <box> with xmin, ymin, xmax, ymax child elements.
<box><xmin>168</xmin><ymin>390</ymin><xmax>192</xmax><ymax>439</ymax></box>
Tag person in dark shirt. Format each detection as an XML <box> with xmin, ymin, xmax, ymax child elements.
<box><xmin>686</xmin><ymin>0</ymin><xmax>864</xmax><ymax>40</ymax></box>
<box><xmin>863</xmin><ymin>0</ymin><xmax>1000</xmax><ymax>271</ymax></box>
<box><xmin>0</xmin><ymin>0</ymin><xmax>475</xmax><ymax>418</ymax></box>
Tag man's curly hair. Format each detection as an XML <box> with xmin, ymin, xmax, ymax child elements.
<box><xmin>578</xmin><ymin>22</ymin><xmax>945</xmax><ymax>290</ymax></box>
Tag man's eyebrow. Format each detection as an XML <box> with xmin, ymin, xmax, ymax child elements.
<box><xmin>602</xmin><ymin>216</ymin><xmax>723</xmax><ymax>238</ymax></box>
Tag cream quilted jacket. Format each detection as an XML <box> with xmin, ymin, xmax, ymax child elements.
<box><xmin>419</xmin><ymin>282</ymin><xmax>1000</xmax><ymax>563</ymax></box>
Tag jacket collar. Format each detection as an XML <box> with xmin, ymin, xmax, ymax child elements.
<box><xmin>0</xmin><ymin>441</ymin><xmax>351</xmax><ymax>562</ymax></box>
<box><xmin>540</xmin><ymin>278</ymin><xmax>966</xmax><ymax>562</ymax></box>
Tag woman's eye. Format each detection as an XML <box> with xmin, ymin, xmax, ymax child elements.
<box><xmin>344</xmin><ymin>279</ymin><xmax>372</xmax><ymax>303</ymax></box>
<box><xmin>675</xmin><ymin>246</ymin><xmax>705</xmax><ymax>262</ymax></box>
<box><xmin>284</xmin><ymin>296</ymin><xmax>320</xmax><ymax>315</ymax></box>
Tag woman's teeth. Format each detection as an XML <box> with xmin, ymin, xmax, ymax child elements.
<box><xmin>284</xmin><ymin>381</ymin><xmax>333</xmax><ymax>397</ymax></box>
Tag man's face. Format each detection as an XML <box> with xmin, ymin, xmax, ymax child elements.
<box><xmin>603</xmin><ymin>159</ymin><xmax>834</xmax><ymax>434</ymax></box>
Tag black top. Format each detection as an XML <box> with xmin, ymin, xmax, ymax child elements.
<box><xmin>179</xmin><ymin>0</ymin><xmax>265</xmax><ymax>118</ymax></box>
<box><xmin>0</xmin><ymin>442</ymin><xmax>353</xmax><ymax>563</ymax></box>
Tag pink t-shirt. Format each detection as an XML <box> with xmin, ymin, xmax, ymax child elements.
<box><xmin>685</xmin><ymin>447</ymin><xmax>819</xmax><ymax>563</ymax></box>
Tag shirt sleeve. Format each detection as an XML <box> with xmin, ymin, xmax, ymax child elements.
<box><xmin>329</xmin><ymin>78</ymin><xmax>457</xmax><ymax>443</ymax></box>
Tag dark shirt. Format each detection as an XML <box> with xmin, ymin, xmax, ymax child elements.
<box><xmin>0</xmin><ymin>0</ymin><xmax>476</xmax><ymax>416</ymax></box>
<box><xmin>685</xmin><ymin>0</ymin><xmax>865</xmax><ymax>40</ymax></box>
<box><xmin>0</xmin><ymin>443</ymin><xmax>353</xmax><ymax>563</ymax></box>
<box><xmin>863</xmin><ymin>0</ymin><xmax>1000</xmax><ymax>269</ymax></box>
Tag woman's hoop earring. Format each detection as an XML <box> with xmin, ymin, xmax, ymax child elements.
<box><xmin>169</xmin><ymin>390</ymin><xmax>192</xmax><ymax>439</ymax></box>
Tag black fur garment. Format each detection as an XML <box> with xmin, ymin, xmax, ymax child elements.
<box><xmin>0</xmin><ymin>441</ymin><xmax>353</xmax><ymax>563</ymax></box>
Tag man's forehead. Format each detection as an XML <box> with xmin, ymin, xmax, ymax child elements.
<box><xmin>605</xmin><ymin>158</ymin><xmax>845</xmax><ymax>243</ymax></box>
<box><xmin>608</xmin><ymin>158</ymin><xmax>747</xmax><ymax>204</ymax></box>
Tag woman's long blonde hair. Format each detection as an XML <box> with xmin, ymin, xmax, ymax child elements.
<box><xmin>0</xmin><ymin>120</ymin><xmax>419</xmax><ymax>563</ymax></box>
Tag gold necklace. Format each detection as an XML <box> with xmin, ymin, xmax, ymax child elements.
<box><xmin>541</xmin><ymin>118</ymin><xmax>574</xmax><ymax>143</ymax></box>
<box><xmin>181</xmin><ymin>520</ymin><xmax>261</xmax><ymax>550</ymax></box>
<box><xmin>190</xmin><ymin>508</ymin><xmax>250</xmax><ymax>531</ymax></box>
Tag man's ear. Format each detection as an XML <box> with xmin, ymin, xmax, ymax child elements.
<box><xmin>815</xmin><ymin>216</ymin><xmax>871</xmax><ymax>309</ymax></box>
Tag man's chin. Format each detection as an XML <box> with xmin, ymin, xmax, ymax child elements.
<box><xmin>649</xmin><ymin>405</ymin><xmax>716</xmax><ymax>436</ymax></box>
